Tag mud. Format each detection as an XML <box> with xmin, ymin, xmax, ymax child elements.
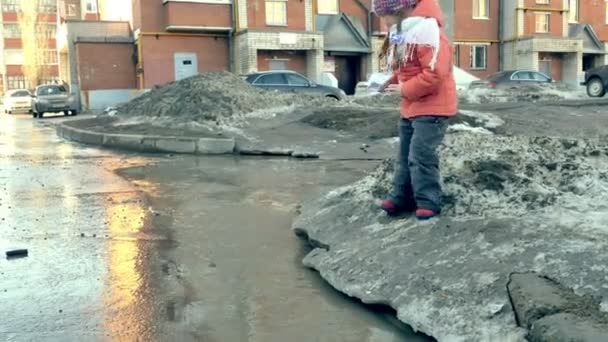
<box><xmin>298</xmin><ymin>105</ymin><xmax>400</xmax><ymax>140</ymax></box>
<box><xmin>298</xmin><ymin>106</ymin><xmax>504</xmax><ymax>140</ymax></box>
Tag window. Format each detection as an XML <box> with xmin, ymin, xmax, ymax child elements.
<box><xmin>473</xmin><ymin>0</ymin><xmax>489</xmax><ymax>19</ymax></box>
<box><xmin>246</xmin><ymin>74</ymin><xmax>260</xmax><ymax>83</ymax></box>
<box><xmin>86</xmin><ymin>0</ymin><xmax>98</xmax><ymax>13</ymax></box>
<box><xmin>7</xmin><ymin>76</ymin><xmax>26</xmax><ymax>90</ymax></box>
<box><xmin>286</xmin><ymin>73</ymin><xmax>309</xmax><ymax>86</ymax></box>
<box><xmin>36</xmin><ymin>24</ymin><xmax>57</xmax><ymax>40</ymax></box>
<box><xmin>568</xmin><ymin>0</ymin><xmax>578</xmax><ymax>22</ymax></box>
<box><xmin>454</xmin><ymin>45</ymin><xmax>461</xmax><ymax>67</ymax></box>
<box><xmin>4</xmin><ymin>50</ymin><xmax>24</xmax><ymax>65</ymax></box>
<box><xmin>536</xmin><ymin>0</ymin><xmax>549</xmax><ymax>4</ymax></box>
<box><xmin>39</xmin><ymin>0</ymin><xmax>57</xmax><ymax>13</ymax></box>
<box><xmin>470</xmin><ymin>45</ymin><xmax>487</xmax><ymax>70</ymax></box>
<box><xmin>535</xmin><ymin>12</ymin><xmax>550</xmax><ymax>33</ymax></box>
<box><xmin>2</xmin><ymin>0</ymin><xmax>19</xmax><ymax>12</ymax></box>
<box><xmin>39</xmin><ymin>77</ymin><xmax>60</xmax><ymax>85</ymax></box>
<box><xmin>532</xmin><ymin>71</ymin><xmax>551</xmax><ymax>82</ymax></box>
<box><xmin>512</xmin><ymin>71</ymin><xmax>533</xmax><ymax>80</ymax></box>
<box><xmin>487</xmin><ymin>71</ymin><xmax>508</xmax><ymax>82</ymax></box>
<box><xmin>3</xmin><ymin>24</ymin><xmax>21</xmax><ymax>38</ymax></box>
<box><xmin>11</xmin><ymin>90</ymin><xmax>30</xmax><ymax>97</ymax></box>
<box><xmin>67</xmin><ymin>4</ymin><xmax>77</xmax><ymax>17</ymax></box>
<box><xmin>266</xmin><ymin>0</ymin><xmax>287</xmax><ymax>26</ymax></box>
<box><xmin>42</xmin><ymin>51</ymin><xmax>58</xmax><ymax>65</ymax></box>
<box><xmin>318</xmin><ymin>0</ymin><xmax>339</xmax><ymax>14</ymax></box>
<box><xmin>256</xmin><ymin>73</ymin><xmax>287</xmax><ymax>85</ymax></box>
<box><xmin>37</xmin><ymin>85</ymin><xmax>66</xmax><ymax>96</ymax></box>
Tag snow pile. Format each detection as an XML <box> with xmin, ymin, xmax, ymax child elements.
<box><xmin>448</xmin><ymin>110</ymin><xmax>504</xmax><ymax>134</ymax></box>
<box><xmin>461</xmin><ymin>83</ymin><xmax>587</xmax><ymax>104</ymax></box>
<box><xmin>350</xmin><ymin>83</ymin><xmax>587</xmax><ymax>108</ymax></box>
<box><xmin>115</xmin><ymin>71</ymin><xmax>329</xmax><ymax>127</ymax></box>
<box><xmin>348</xmin><ymin>93</ymin><xmax>401</xmax><ymax>108</ymax></box>
<box><xmin>365</xmin><ymin>134</ymin><xmax>608</xmax><ymax>217</ymax></box>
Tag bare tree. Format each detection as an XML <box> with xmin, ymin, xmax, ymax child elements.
<box><xmin>18</xmin><ymin>0</ymin><xmax>50</xmax><ymax>89</ymax></box>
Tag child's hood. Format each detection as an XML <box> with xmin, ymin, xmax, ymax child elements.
<box><xmin>410</xmin><ymin>0</ymin><xmax>444</xmax><ymax>27</ymax></box>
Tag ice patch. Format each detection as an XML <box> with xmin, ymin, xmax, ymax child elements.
<box><xmin>459</xmin><ymin>110</ymin><xmax>505</xmax><ymax>129</ymax></box>
<box><xmin>448</xmin><ymin>124</ymin><xmax>493</xmax><ymax>135</ymax></box>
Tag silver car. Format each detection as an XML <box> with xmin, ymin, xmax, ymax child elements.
<box><xmin>32</xmin><ymin>84</ymin><xmax>78</xmax><ymax>119</ymax></box>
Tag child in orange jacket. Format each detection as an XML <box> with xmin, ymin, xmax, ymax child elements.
<box><xmin>373</xmin><ymin>0</ymin><xmax>457</xmax><ymax>220</ymax></box>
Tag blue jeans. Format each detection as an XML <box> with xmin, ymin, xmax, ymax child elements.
<box><xmin>390</xmin><ymin>116</ymin><xmax>448</xmax><ymax>213</ymax></box>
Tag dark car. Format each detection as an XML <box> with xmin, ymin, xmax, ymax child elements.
<box><xmin>245</xmin><ymin>71</ymin><xmax>346</xmax><ymax>100</ymax></box>
<box><xmin>581</xmin><ymin>65</ymin><xmax>608</xmax><ymax>97</ymax></box>
<box><xmin>469</xmin><ymin>70</ymin><xmax>553</xmax><ymax>89</ymax></box>
<box><xmin>32</xmin><ymin>84</ymin><xmax>79</xmax><ymax>119</ymax></box>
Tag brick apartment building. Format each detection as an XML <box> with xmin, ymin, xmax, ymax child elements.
<box><xmin>57</xmin><ymin>0</ymin><xmax>136</xmax><ymax>109</ymax></box>
<box><xmin>129</xmin><ymin>0</ymin><xmax>388</xmax><ymax>94</ymax></box>
<box><xmin>0</xmin><ymin>0</ymin><xmax>59</xmax><ymax>93</ymax></box>
<box><xmin>454</xmin><ymin>0</ymin><xmax>608</xmax><ymax>85</ymax></box>
<box><xmin>453</xmin><ymin>0</ymin><xmax>499</xmax><ymax>79</ymax></box>
<box><xmin>52</xmin><ymin>0</ymin><xmax>608</xmax><ymax>111</ymax></box>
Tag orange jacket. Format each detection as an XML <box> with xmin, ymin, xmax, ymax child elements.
<box><xmin>388</xmin><ymin>0</ymin><xmax>457</xmax><ymax>119</ymax></box>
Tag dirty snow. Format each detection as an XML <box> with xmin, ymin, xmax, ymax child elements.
<box><xmin>461</xmin><ymin>83</ymin><xmax>587</xmax><ymax>104</ymax></box>
<box><xmin>114</xmin><ymin>71</ymin><xmax>330</xmax><ymax>129</ymax></box>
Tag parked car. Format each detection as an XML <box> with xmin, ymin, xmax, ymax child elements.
<box><xmin>4</xmin><ymin>89</ymin><xmax>32</xmax><ymax>114</ymax></box>
<box><xmin>32</xmin><ymin>84</ymin><xmax>78</xmax><ymax>119</ymax></box>
<box><xmin>245</xmin><ymin>70</ymin><xmax>347</xmax><ymax>100</ymax></box>
<box><xmin>469</xmin><ymin>70</ymin><xmax>553</xmax><ymax>89</ymax></box>
<box><xmin>581</xmin><ymin>65</ymin><xmax>608</xmax><ymax>97</ymax></box>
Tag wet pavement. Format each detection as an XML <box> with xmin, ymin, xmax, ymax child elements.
<box><xmin>0</xmin><ymin>114</ymin><xmax>165</xmax><ymax>340</ymax></box>
<box><xmin>1</xmin><ymin>113</ymin><xmax>432</xmax><ymax>341</ymax></box>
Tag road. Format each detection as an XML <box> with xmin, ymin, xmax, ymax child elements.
<box><xmin>0</xmin><ymin>113</ymin><xmax>432</xmax><ymax>341</ymax></box>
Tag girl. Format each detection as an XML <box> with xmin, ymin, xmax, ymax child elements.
<box><xmin>374</xmin><ymin>0</ymin><xmax>457</xmax><ymax>220</ymax></box>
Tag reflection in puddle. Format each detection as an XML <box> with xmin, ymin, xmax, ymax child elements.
<box><xmin>103</xmin><ymin>192</ymin><xmax>151</xmax><ymax>338</ymax></box>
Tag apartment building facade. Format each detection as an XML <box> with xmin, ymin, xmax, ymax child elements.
<box><xmin>127</xmin><ymin>0</ymin><xmax>389</xmax><ymax>94</ymax></box>
<box><xmin>0</xmin><ymin>0</ymin><xmax>59</xmax><ymax>93</ymax></box>
<box><xmin>455</xmin><ymin>0</ymin><xmax>608</xmax><ymax>85</ymax></box>
<box><xmin>453</xmin><ymin>0</ymin><xmax>500</xmax><ymax>79</ymax></box>
<box><xmin>57</xmin><ymin>0</ymin><xmax>136</xmax><ymax>110</ymax></box>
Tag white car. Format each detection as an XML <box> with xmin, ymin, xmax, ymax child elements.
<box><xmin>4</xmin><ymin>89</ymin><xmax>32</xmax><ymax>114</ymax></box>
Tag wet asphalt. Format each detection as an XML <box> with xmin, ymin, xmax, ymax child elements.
<box><xmin>0</xmin><ymin>113</ymin><xmax>432</xmax><ymax>341</ymax></box>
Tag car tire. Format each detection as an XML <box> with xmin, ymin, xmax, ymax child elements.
<box><xmin>32</xmin><ymin>112</ymin><xmax>37</xmax><ymax>118</ymax></box>
<box><xmin>71</xmin><ymin>110</ymin><xmax>78</xmax><ymax>116</ymax></box>
<box><xmin>587</xmin><ymin>78</ymin><xmax>605</xmax><ymax>98</ymax></box>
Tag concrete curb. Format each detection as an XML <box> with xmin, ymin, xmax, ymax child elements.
<box><xmin>57</xmin><ymin>123</ymin><xmax>236</xmax><ymax>155</ymax></box>
<box><xmin>507</xmin><ymin>273</ymin><xmax>608</xmax><ymax>341</ymax></box>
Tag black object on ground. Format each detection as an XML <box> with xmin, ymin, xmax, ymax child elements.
<box><xmin>6</xmin><ymin>249</ymin><xmax>28</xmax><ymax>259</ymax></box>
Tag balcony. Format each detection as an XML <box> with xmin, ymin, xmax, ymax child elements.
<box><xmin>163</xmin><ymin>0</ymin><xmax>232</xmax><ymax>32</ymax></box>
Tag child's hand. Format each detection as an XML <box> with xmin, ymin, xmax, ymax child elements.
<box><xmin>385</xmin><ymin>83</ymin><xmax>402</xmax><ymax>95</ymax></box>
